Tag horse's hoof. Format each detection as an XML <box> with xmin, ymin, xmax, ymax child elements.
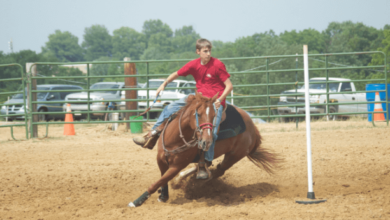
<box><xmin>196</xmin><ymin>168</ymin><xmax>209</xmax><ymax>180</ymax></box>
<box><xmin>158</xmin><ymin>195</ymin><xmax>169</xmax><ymax>203</ymax></box>
<box><xmin>157</xmin><ymin>198</ymin><xmax>166</xmax><ymax>203</ymax></box>
<box><xmin>128</xmin><ymin>202</ymin><xmax>136</xmax><ymax>208</ymax></box>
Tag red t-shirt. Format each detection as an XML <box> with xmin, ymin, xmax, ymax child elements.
<box><xmin>177</xmin><ymin>57</ymin><xmax>230</xmax><ymax>107</ymax></box>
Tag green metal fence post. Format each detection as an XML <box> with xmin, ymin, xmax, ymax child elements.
<box><xmin>87</xmin><ymin>64</ymin><xmax>90</xmax><ymax>122</ymax></box>
<box><xmin>266</xmin><ymin>58</ymin><xmax>270</xmax><ymax>122</ymax></box>
<box><xmin>325</xmin><ymin>56</ymin><xmax>330</xmax><ymax>121</ymax></box>
<box><xmin>21</xmin><ymin>65</ymin><xmax>29</xmax><ymax>139</ymax></box>
<box><xmin>295</xmin><ymin>54</ymin><xmax>299</xmax><ymax>129</ymax></box>
<box><xmin>146</xmin><ymin>62</ymin><xmax>150</xmax><ymax>120</ymax></box>
<box><xmin>28</xmin><ymin>70</ymin><xmax>33</xmax><ymax>138</ymax></box>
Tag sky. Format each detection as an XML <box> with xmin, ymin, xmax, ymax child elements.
<box><xmin>1</xmin><ymin>0</ymin><xmax>389</xmax><ymax>53</ymax></box>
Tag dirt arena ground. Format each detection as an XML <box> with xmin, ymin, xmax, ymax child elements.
<box><xmin>0</xmin><ymin>118</ymin><xmax>389</xmax><ymax>220</ymax></box>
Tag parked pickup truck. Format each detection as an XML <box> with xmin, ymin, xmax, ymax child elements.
<box><xmin>63</xmin><ymin>82</ymin><xmax>126</xmax><ymax>118</ymax></box>
<box><xmin>277</xmin><ymin>77</ymin><xmax>366</xmax><ymax>121</ymax></box>
<box><xmin>137</xmin><ymin>79</ymin><xmax>196</xmax><ymax>118</ymax></box>
<box><xmin>1</xmin><ymin>84</ymin><xmax>83</xmax><ymax>121</ymax></box>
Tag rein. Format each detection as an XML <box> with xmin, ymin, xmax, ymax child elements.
<box><xmin>133</xmin><ymin>94</ymin><xmax>161</xmax><ymax>119</ymax></box>
<box><xmin>161</xmin><ymin>105</ymin><xmax>218</xmax><ymax>156</ymax></box>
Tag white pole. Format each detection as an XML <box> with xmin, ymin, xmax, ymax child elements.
<box><xmin>303</xmin><ymin>45</ymin><xmax>314</xmax><ymax>198</ymax></box>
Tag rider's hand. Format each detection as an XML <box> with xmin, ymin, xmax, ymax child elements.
<box><xmin>156</xmin><ymin>83</ymin><xmax>166</xmax><ymax>97</ymax></box>
<box><xmin>214</xmin><ymin>98</ymin><xmax>221</xmax><ymax>109</ymax></box>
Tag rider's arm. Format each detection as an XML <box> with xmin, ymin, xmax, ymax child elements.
<box><xmin>214</xmin><ymin>78</ymin><xmax>233</xmax><ymax>108</ymax></box>
<box><xmin>156</xmin><ymin>71</ymin><xmax>180</xmax><ymax>96</ymax></box>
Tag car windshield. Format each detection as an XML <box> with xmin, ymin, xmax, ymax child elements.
<box><xmin>300</xmin><ymin>81</ymin><xmax>339</xmax><ymax>92</ymax></box>
<box><xmin>12</xmin><ymin>87</ymin><xmax>50</xmax><ymax>99</ymax></box>
<box><xmin>90</xmin><ymin>84</ymin><xmax>120</xmax><ymax>94</ymax></box>
<box><xmin>148</xmin><ymin>81</ymin><xmax>178</xmax><ymax>88</ymax></box>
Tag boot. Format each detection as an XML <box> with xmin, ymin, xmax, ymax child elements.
<box><xmin>196</xmin><ymin>151</ymin><xmax>211</xmax><ymax>180</ymax></box>
<box><xmin>133</xmin><ymin>115</ymin><xmax>177</xmax><ymax>150</ymax></box>
<box><xmin>133</xmin><ymin>129</ymin><xmax>160</xmax><ymax>150</ymax></box>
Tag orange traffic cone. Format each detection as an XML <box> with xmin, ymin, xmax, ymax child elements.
<box><xmin>373</xmin><ymin>92</ymin><xmax>386</xmax><ymax>122</ymax></box>
<box><xmin>64</xmin><ymin>104</ymin><xmax>76</xmax><ymax>135</ymax></box>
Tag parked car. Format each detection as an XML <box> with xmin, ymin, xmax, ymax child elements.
<box><xmin>0</xmin><ymin>84</ymin><xmax>83</xmax><ymax>121</ymax></box>
<box><xmin>137</xmin><ymin>79</ymin><xmax>196</xmax><ymax>118</ymax></box>
<box><xmin>63</xmin><ymin>82</ymin><xmax>126</xmax><ymax>119</ymax></box>
<box><xmin>277</xmin><ymin>77</ymin><xmax>366</xmax><ymax>121</ymax></box>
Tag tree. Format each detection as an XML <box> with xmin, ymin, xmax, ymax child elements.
<box><xmin>369</xmin><ymin>29</ymin><xmax>390</xmax><ymax>82</ymax></box>
<box><xmin>112</xmin><ymin>27</ymin><xmax>147</xmax><ymax>60</ymax></box>
<box><xmin>89</xmin><ymin>56</ymin><xmax>124</xmax><ymax>83</ymax></box>
<box><xmin>320</xmin><ymin>21</ymin><xmax>386</xmax><ymax>83</ymax></box>
<box><xmin>142</xmin><ymin>19</ymin><xmax>173</xmax><ymax>47</ymax></box>
<box><xmin>280</xmin><ymin>28</ymin><xmax>325</xmax><ymax>53</ymax></box>
<box><xmin>370</xmin><ymin>29</ymin><xmax>390</xmax><ymax>66</ymax></box>
<box><xmin>323</xmin><ymin>21</ymin><xmax>382</xmax><ymax>65</ymax></box>
<box><xmin>148</xmin><ymin>32</ymin><xmax>173</xmax><ymax>54</ymax></box>
<box><xmin>171</xmin><ymin>25</ymin><xmax>200</xmax><ymax>53</ymax></box>
<box><xmin>0</xmin><ymin>50</ymin><xmax>85</xmax><ymax>102</ymax></box>
<box><xmin>41</xmin><ymin>30</ymin><xmax>84</xmax><ymax>62</ymax></box>
<box><xmin>82</xmin><ymin>25</ymin><xmax>112</xmax><ymax>61</ymax></box>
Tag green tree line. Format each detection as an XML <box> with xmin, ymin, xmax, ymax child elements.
<box><xmin>1</xmin><ymin>20</ymin><xmax>389</xmax><ymax>113</ymax></box>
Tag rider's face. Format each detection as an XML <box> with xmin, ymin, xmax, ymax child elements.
<box><xmin>196</xmin><ymin>47</ymin><xmax>211</xmax><ymax>64</ymax></box>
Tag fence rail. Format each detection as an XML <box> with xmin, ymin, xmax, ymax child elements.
<box><xmin>0</xmin><ymin>51</ymin><xmax>388</xmax><ymax>140</ymax></box>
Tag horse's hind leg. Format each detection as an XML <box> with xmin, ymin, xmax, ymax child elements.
<box><xmin>214</xmin><ymin>152</ymin><xmax>247</xmax><ymax>179</ymax></box>
<box><xmin>157</xmin><ymin>158</ymin><xmax>170</xmax><ymax>203</ymax></box>
<box><xmin>128</xmin><ymin>166</ymin><xmax>182</xmax><ymax>207</ymax></box>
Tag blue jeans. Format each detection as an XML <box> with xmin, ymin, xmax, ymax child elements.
<box><xmin>153</xmin><ymin>95</ymin><xmax>223</xmax><ymax>162</ymax></box>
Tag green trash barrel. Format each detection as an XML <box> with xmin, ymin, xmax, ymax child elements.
<box><xmin>130</xmin><ymin>115</ymin><xmax>143</xmax><ymax>133</ymax></box>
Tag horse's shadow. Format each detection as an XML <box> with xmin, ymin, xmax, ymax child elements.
<box><xmin>170</xmin><ymin>173</ymin><xmax>279</xmax><ymax>206</ymax></box>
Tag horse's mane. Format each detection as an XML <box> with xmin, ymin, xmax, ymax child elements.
<box><xmin>175</xmin><ymin>93</ymin><xmax>215</xmax><ymax>118</ymax></box>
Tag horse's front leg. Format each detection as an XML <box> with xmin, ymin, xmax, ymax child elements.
<box><xmin>128</xmin><ymin>167</ymin><xmax>182</xmax><ymax>207</ymax></box>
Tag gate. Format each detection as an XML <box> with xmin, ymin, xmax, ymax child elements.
<box><xmin>0</xmin><ymin>63</ymin><xmax>29</xmax><ymax>140</ymax></box>
<box><xmin>0</xmin><ymin>51</ymin><xmax>388</xmax><ymax>140</ymax></box>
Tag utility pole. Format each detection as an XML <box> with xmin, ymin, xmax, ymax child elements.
<box><xmin>8</xmin><ymin>39</ymin><xmax>14</xmax><ymax>53</ymax></box>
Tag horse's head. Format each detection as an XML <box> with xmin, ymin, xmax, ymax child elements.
<box><xmin>185</xmin><ymin>91</ymin><xmax>219</xmax><ymax>151</ymax></box>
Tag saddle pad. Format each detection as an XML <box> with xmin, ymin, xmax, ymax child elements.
<box><xmin>217</xmin><ymin>104</ymin><xmax>246</xmax><ymax>141</ymax></box>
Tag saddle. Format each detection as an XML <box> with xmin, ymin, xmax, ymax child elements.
<box><xmin>217</xmin><ymin>104</ymin><xmax>246</xmax><ymax>141</ymax></box>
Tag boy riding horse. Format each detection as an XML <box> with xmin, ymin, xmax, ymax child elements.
<box><xmin>133</xmin><ymin>38</ymin><xmax>233</xmax><ymax>180</ymax></box>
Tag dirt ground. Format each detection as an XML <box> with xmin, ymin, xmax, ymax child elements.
<box><xmin>0</xmin><ymin>118</ymin><xmax>389</xmax><ymax>220</ymax></box>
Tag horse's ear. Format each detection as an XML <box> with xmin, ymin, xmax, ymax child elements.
<box><xmin>211</xmin><ymin>92</ymin><xmax>219</xmax><ymax>102</ymax></box>
<box><xmin>195</xmin><ymin>90</ymin><xmax>202</xmax><ymax>98</ymax></box>
<box><xmin>186</xmin><ymin>94</ymin><xmax>196</xmax><ymax>104</ymax></box>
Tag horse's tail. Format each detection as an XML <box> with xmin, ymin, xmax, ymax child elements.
<box><xmin>247</xmin><ymin>127</ymin><xmax>282</xmax><ymax>174</ymax></box>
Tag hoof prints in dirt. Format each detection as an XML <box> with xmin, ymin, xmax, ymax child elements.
<box><xmin>171</xmin><ymin>170</ymin><xmax>279</xmax><ymax>205</ymax></box>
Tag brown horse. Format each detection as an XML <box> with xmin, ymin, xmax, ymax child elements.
<box><xmin>128</xmin><ymin>92</ymin><xmax>279</xmax><ymax>207</ymax></box>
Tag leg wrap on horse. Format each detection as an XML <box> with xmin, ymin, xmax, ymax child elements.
<box><xmin>128</xmin><ymin>191</ymin><xmax>150</xmax><ymax>207</ymax></box>
<box><xmin>158</xmin><ymin>186</ymin><xmax>169</xmax><ymax>203</ymax></box>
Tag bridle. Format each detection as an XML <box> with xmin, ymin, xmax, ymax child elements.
<box><xmin>162</xmin><ymin>105</ymin><xmax>217</xmax><ymax>156</ymax></box>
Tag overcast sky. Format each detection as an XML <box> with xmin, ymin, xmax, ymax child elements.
<box><xmin>1</xmin><ymin>0</ymin><xmax>389</xmax><ymax>53</ymax></box>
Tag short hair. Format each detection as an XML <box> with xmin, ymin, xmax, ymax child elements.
<box><xmin>196</xmin><ymin>38</ymin><xmax>212</xmax><ymax>51</ymax></box>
